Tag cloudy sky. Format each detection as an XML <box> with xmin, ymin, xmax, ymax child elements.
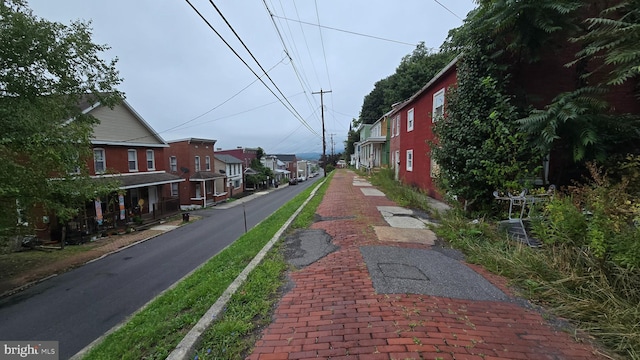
<box><xmin>28</xmin><ymin>0</ymin><xmax>476</xmax><ymax>155</ymax></box>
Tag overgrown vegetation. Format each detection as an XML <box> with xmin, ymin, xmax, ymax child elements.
<box><xmin>0</xmin><ymin>0</ymin><xmax>123</xmax><ymax>241</ymax></box>
<box><xmin>367</xmin><ymin>168</ymin><xmax>640</xmax><ymax>359</ymax></box>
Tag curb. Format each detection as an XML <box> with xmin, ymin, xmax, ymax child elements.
<box><xmin>166</xmin><ymin>180</ymin><xmax>325</xmax><ymax>360</ymax></box>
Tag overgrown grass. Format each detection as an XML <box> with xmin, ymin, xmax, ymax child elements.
<box><xmin>82</xmin><ymin>177</ymin><xmax>331</xmax><ymax>360</ymax></box>
<box><xmin>192</xmin><ymin>173</ymin><xmax>332</xmax><ymax>359</ymax></box>
<box><xmin>365</xmin><ymin>169</ymin><xmax>640</xmax><ymax>360</ymax></box>
<box><xmin>367</xmin><ymin>168</ymin><xmax>433</xmax><ymax>212</ymax></box>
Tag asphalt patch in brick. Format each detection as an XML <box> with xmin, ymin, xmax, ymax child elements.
<box><xmin>283</xmin><ymin>229</ymin><xmax>339</xmax><ymax>268</ymax></box>
<box><xmin>360</xmin><ymin>245</ymin><xmax>508</xmax><ymax>301</ymax></box>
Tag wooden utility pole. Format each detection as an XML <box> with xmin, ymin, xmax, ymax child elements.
<box><xmin>312</xmin><ymin>89</ymin><xmax>331</xmax><ymax>177</ymax></box>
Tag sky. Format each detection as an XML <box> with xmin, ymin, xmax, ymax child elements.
<box><xmin>28</xmin><ymin>0</ymin><xmax>477</xmax><ymax>155</ymax></box>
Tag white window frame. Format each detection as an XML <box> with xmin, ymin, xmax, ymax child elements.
<box><xmin>432</xmin><ymin>88</ymin><xmax>445</xmax><ymax>122</ymax></box>
<box><xmin>94</xmin><ymin>148</ymin><xmax>106</xmax><ymax>174</ymax></box>
<box><xmin>391</xmin><ymin>118</ymin><xmax>395</xmax><ymax>138</ymax></box>
<box><xmin>169</xmin><ymin>156</ymin><xmax>177</xmax><ymax>172</ymax></box>
<box><xmin>146</xmin><ymin>149</ymin><xmax>155</xmax><ymax>170</ymax></box>
<box><xmin>395</xmin><ymin>115</ymin><xmax>400</xmax><ymax>136</ymax></box>
<box><xmin>205</xmin><ymin>156</ymin><xmax>211</xmax><ymax>171</ymax></box>
<box><xmin>407</xmin><ymin>108</ymin><xmax>414</xmax><ymax>132</ymax></box>
<box><xmin>195</xmin><ymin>156</ymin><xmax>201</xmax><ymax>172</ymax></box>
<box><xmin>171</xmin><ymin>182</ymin><xmax>179</xmax><ymax>197</ymax></box>
<box><xmin>128</xmin><ymin>149</ymin><xmax>138</xmax><ymax>171</ymax></box>
<box><xmin>406</xmin><ymin>149</ymin><xmax>413</xmax><ymax>172</ymax></box>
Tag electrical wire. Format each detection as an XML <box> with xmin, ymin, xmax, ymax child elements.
<box><xmin>205</xmin><ymin>0</ymin><xmax>319</xmax><ymax>137</ymax></box>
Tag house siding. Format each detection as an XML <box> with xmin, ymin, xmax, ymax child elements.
<box><xmin>90</xmin><ymin>104</ymin><xmax>164</xmax><ymax>145</ymax></box>
<box><xmin>398</xmin><ymin>65</ymin><xmax>457</xmax><ymax>200</ymax></box>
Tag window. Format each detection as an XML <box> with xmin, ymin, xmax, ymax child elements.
<box><xmin>205</xmin><ymin>156</ymin><xmax>211</xmax><ymax>171</ymax></box>
<box><xmin>195</xmin><ymin>156</ymin><xmax>201</xmax><ymax>172</ymax></box>
<box><xmin>396</xmin><ymin>115</ymin><xmax>400</xmax><ymax>136</ymax></box>
<box><xmin>391</xmin><ymin>119</ymin><xmax>395</xmax><ymax>137</ymax></box>
<box><xmin>433</xmin><ymin>88</ymin><xmax>445</xmax><ymax>122</ymax></box>
<box><xmin>406</xmin><ymin>150</ymin><xmax>413</xmax><ymax>171</ymax></box>
<box><xmin>128</xmin><ymin>150</ymin><xmax>138</xmax><ymax>171</ymax></box>
<box><xmin>234</xmin><ymin>179</ymin><xmax>241</xmax><ymax>188</ymax></box>
<box><xmin>407</xmin><ymin>108</ymin><xmax>414</xmax><ymax>132</ymax></box>
<box><xmin>94</xmin><ymin>149</ymin><xmax>106</xmax><ymax>173</ymax></box>
<box><xmin>169</xmin><ymin>156</ymin><xmax>177</xmax><ymax>172</ymax></box>
<box><xmin>171</xmin><ymin>183</ymin><xmax>179</xmax><ymax>197</ymax></box>
<box><xmin>146</xmin><ymin>150</ymin><xmax>155</xmax><ymax>170</ymax></box>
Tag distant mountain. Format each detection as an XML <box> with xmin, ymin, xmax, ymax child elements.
<box><xmin>296</xmin><ymin>152</ymin><xmax>322</xmax><ymax>161</ymax></box>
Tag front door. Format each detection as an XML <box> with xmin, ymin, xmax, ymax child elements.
<box><xmin>148</xmin><ymin>186</ymin><xmax>158</xmax><ymax>214</ymax></box>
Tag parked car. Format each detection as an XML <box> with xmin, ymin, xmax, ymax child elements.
<box><xmin>298</xmin><ymin>176</ymin><xmax>306</xmax><ymax>182</ymax></box>
<box><xmin>289</xmin><ymin>178</ymin><xmax>298</xmax><ymax>185</ymax></box>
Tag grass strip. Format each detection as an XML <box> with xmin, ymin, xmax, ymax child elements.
<box><xmin>82</xmin><ymin>178</ymin><xmax>330</xmax><ymax>360</ymax></box>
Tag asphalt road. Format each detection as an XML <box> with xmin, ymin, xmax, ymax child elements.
<box><xmin>0</xmin><ymin>176</ymin><xmax>321</xmax><ymax>359</ymax></box>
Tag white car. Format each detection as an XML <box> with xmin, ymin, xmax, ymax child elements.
<box><xmin>298</xmin><ymin>176</ymin><xmax>306</xmax><ymax>182</ymax></box>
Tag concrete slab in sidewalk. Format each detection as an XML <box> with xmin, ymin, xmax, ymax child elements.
<box><xmin>360</xmin><ymin>188</ymin><xmax>385</xmax><ymax>196</ymax></box>
<box><xmin>149</xmin><ymin>225</ymin><xmax>179</xmax><ymax>231</ymax></box>
<box><xmin>360</xmin><ymin>245</ymin><xmax>508</xmax><ymax>301</ymax></box>
<box><xmin>373</xmin><ymin>226</ymin><xmax>436</xmax><ymax>245</ymax></box>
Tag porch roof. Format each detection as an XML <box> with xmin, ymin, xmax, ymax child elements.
<box><xmin>189</xmin><ymin>171</ymin><xmax>226</xmax><ymax>181</ymax></box>
<box><xmin>360</xmin><ymin>136</ymin><xmax>386</xmax><ymax>145</ymax></box>
<box><xmin>97</xmin><ymin>172</ymin><xmax>185</xmax><ymax>189</ymax></box>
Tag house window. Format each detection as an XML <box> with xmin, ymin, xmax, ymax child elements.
<box><xmin>433</xmin><ymin>88</ymin><xmax>445</xmax><ymax>122</ymax></box>
<box><xmin>234</xmin><ymin>179</ymin><xmax>241</xmax><ymax>188</ymax></box>
<box><xmin>128</xmin><ymin>149</ymin><xmax>138</xmax><ymax>171</ymax></box>
<box><xmin>407</xmin><ymin>108</ymin><xmax>414</xmax><ymax>132</ymax></box>
<box><xmin>195</xmin><ymin>156</ymin><xmax>201</xmax><ymax>172</ymax></box>
<box><xmin>94</xmin><ymin>148</ymin><xmax>106</xmax><ymax>173</ymax></box>
<box><xmin>390</xmin><ymin>119</ymin><xmax>395</xmax><ymax>137</ymax></box>
<box><xmin>406</xmin><ymin>149</ymin><xmax>413</xmax><ymax>171</ymax></box>
<box><xmin>171</xmin><ymin>183</ymin><xmax>179</xmax><ymax>197</ymax></box>
<box><xmin>146</xmin><ymin>149</ymin><xmax>155</xmax><ymax>170</ymax></box>
<box><xmin>396</xmin><ymin>115</ymin><xmax>400</xmax><ymax>136</ymax></box>
<box><xmin>205</xmin><ymin>156</ymin><xmax>211</xmax><ymax>171</ymax></box>
<box><xmin>169</xmin><ymin>156</ymin><xmax>177</xmax><ymax>172</ymax></box>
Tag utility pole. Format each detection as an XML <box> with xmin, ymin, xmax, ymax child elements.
<box><xmin>312</xmin><ymin>89</ymin><xmax>331</xmax><ymax>177</ymax></box>
<box><xmin>330</xmin><ymin>133</ymin><xmax>336</xmax><ymax>157</ymax></box>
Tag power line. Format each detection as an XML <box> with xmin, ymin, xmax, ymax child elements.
<box><xmin>206</xmin><ymin>0</ymin><xmax>319</xmax><ymax>137</ymax></box>
<box><xmin>184</xmin><ymin>0</ymin><xmax>319</xmax><ymax>137</ymax></box>
<box><xmin>432</xmin><ymin>0</ymin><xmax>463</xmax><ymax>21</ymax></box>
<box><xmin>271</xmin><ymin>15</ymin><xmax>418</xmax><ymax>47</ymax></box>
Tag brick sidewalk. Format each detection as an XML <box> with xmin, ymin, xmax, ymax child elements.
<box><xmin>247</xmin><ymin>170</ymin><xmax>608</xmax><ymax>360</ymax></box>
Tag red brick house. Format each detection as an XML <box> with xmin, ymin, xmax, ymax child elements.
<box><xmin>389</xmin><ymin>56</ymin><xmax>458</xmax><ymax>200</ymax></box>
<box><xmin>57</xmin><ymin>98</ymin><xmax>185</xmax><ymax>242</ymax></box>
<box><xmin>166</xmin><ymin>138</ymin><xmax>227</xmax><ymax>209</ymax></box>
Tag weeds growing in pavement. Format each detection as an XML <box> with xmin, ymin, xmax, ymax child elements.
<box><xmin>363</xmin><ymin>168</ymin><xmax>640</xmax><ymax>359</ymax></box>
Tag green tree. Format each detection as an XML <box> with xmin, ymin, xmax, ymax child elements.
<box><xmin>359</xmin><ymin>43</ymin><xmax>456</xmax><ymax>125</ymax></box>
<box><xmin>0</xmin><ymin>0</ymin><xmax>122</xmax><ymax>241</ymax></box>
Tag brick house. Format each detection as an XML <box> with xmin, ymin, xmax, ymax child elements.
<box><xmin>56</xmin><ymin>98</ymin><xmax>185</xmax><ymax>242</ymax></box>
<box><xmin>166</xmin><ymin>138</ymin><xmax>227</xmax><ymax>209</ymax></box>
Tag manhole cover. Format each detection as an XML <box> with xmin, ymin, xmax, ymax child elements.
<box><xmin>378</xmin><ymin>263</ymin><xmax>428</xmax><ymax>280</ymax></box>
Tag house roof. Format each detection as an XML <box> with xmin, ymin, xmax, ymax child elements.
<box><xmin>244</xmin><ymin>168</ymin><xmax>259</xmax><ymax>175</ymax></box>
<box><xmin>94</xmin><ymin>172</ymin><xmax>184</xmax><ymax>190</ymax></box>
<box><xmin>168</xmin><ymin>138</ymin><xmax>217</xmax><ymax>145</ymax></box>
<box><xmin>189</xmin><ymin>171</ymin><xmax>226</xmax><ymax>181</ymax></box>
<box><xmin>214</xmin><ymin>154</ymin><xmax>242</xmax><ymax>164</ymax></box>
<box><xmin>390</xmin><ymin>55</ymin><xmax>460</xmax><ymax>116</ymax></box>
<box><xmin>271</xmin><ymin>154</ymin><xmax>296</xmax><ymax>162</ymax></box>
